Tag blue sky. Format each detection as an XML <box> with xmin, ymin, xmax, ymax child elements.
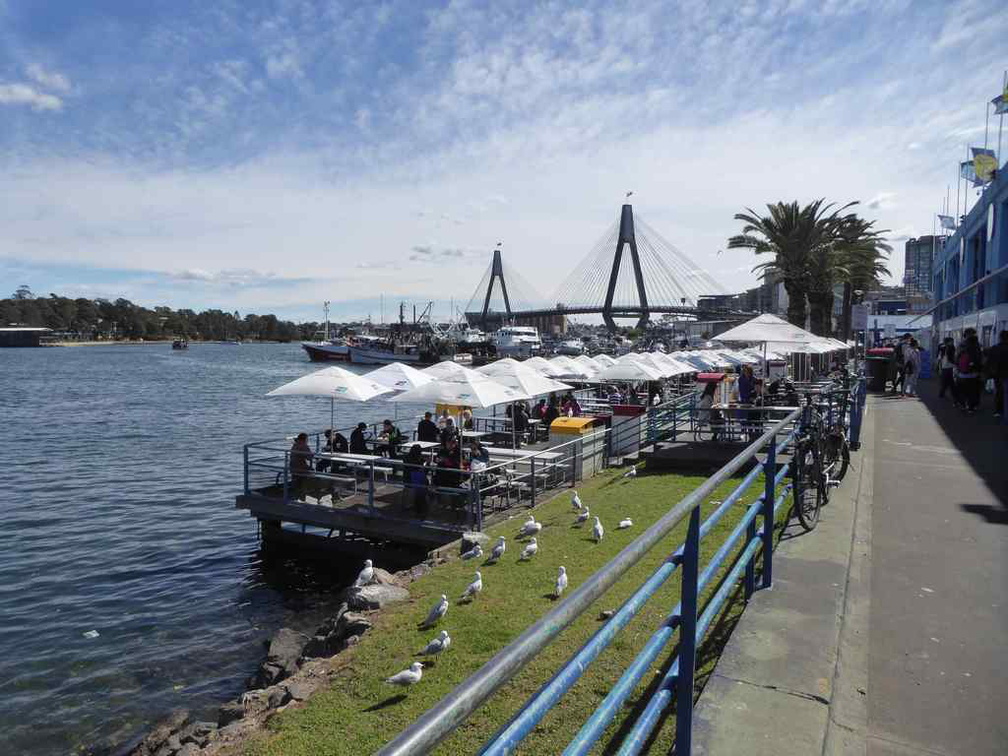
<box><xmin>2</xmin><ymin>0</ymin><xmax>1007</xmax><ymax>321</ymax></box>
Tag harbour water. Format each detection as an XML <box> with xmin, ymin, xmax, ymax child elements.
<box><xmin>0</xmin><ymin>343</ymin><xmax>426</xmax><ymax>754</ymax></box>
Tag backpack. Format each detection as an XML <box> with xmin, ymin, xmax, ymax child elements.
<box><xmin>958</xmin><ymin>352</ymin><xmax>972</xmax><ymax>373</ymax></box>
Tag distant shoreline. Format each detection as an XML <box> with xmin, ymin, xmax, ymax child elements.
<box><xmin>44</xmin><ymin>340</ymin><xmax>292</xmax><ymax>347</ymax></box>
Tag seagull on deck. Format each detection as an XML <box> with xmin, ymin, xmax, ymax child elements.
<box><xmin>461</xmin><ymin>543</ymin><xmax>483</xmax><ymax>561</ymax></box>
<box><xmin>521</xmin><ymin>537</ymin><xmax>538</xmax><ymax>560</ymax></box>
<box><xmin>554</xmin><ymin>566</ymin><xmax>568</xmax><ymax>598</ymax></box>
<box><xmin>386</xmin><ymin>661</ymin><xmax>423</xmax><ymax>687</ymax></box>
<box><xmin>571</xmin><ymin>491</ymin><xmax>582</xmax><ymax>510</ymax></box>
<box><xmin>618</xmin><ymin>518</ymin><xmax>633</xmax><ymax>529</ymax></box>
<box><xmin>593</xmin><ymin>517</ymin><xmax>604</xmax><ymax>543</ymax></box>
<box><xmin>420</xmin><ymin>594</ymin><xmax>449</xmax><ymax>628</ymax></box>
<box><xmin>575</xmin><ymin>507</ymin><xmax>590</xmax><ymax>525</ymax></box>
<box><xmin>419</xmin><ymin>630</ymin><xmax>451</xmax><ymax>656</ymax></box>
<box><xmin>354</xmin><ymin>559</ymin><xmax>374</xmax><ymax>587</ymax></box>
<box><xmin>489</xmin><ymin>536</ymin><xmax>506</xmax><ymax>562</ymax></box>
<box><xmin>519</xmin><ymin>516</ymin><xmax>542</xmax><ymax>537</ymax></box>
<box><xmin>461</xmin><ymin>571</ymin><xmax>483</xmax><ymax>601</ymax></box>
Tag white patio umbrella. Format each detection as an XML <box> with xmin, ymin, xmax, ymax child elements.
<box><xmin>574</xmin><ymin>354</ymin><xmax>604</xmax><ymax>374</ymax></box>
<box><xmin>364</xmin><ymin>361</ymin><xmax>434</xmax><ymax>391</ymax></box>
<box><xmin>266</xmin><ymin>365</ymin><xmax>394</xmax><ymax>430</ymax></box>
<box><xmin>548</xmin><ymin>355</ymin><xmax>593</xmax><ymax>379</ymax></box>
<box><xmin>716</xmin><ymin>314</ymin><xmax>819</xmax><ymax>379</ymax></box>
<box><xmin>595</xmin><ymin>360</ymin><xmax>666</xmax><ymax>382</ymax></box>
<box><xmin>422</xmin><ymin>361</ymin><xmax>486</xmax><ymax>381</ymax></box>
<box><xmin>522</xmin><ymin>356</ymin><xmax>566</xmax><ymax>377</ymax></box>
<box><xmin>592</xmin><ymin>354</ymin><xmax>618</xmax><ymax>367</ymax></box>
<box><xmin>390</xmin><ymin>373</ymin><xmax>532</xmax><ymax>409</ymax></box>
<box><xmin>649</xmin><ymin>352</ymin><xmax>697</xmax><ymax>376</ymax></box>
<box><xmin>477</xmin><ymin>358</ymin><xmax>573</xmax><ymax>395</ymax></box>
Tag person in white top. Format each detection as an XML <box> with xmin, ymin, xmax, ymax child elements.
<box><xmin>902</xmin><ymin>338</ymin><xmax>921</xmax><ymax>397</ymax></box>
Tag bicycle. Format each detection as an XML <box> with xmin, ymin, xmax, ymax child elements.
<box><xmin>791</xmin><ymin>395</ymin><xmax>827</xmax><ymax>531</ymax></box>
<box><xmin>820</xmin><ymin>386</ymin><xmax>851</xmax><ymax>485</ymax></box>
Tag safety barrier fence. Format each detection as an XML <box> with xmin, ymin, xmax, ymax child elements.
<box><xmin>375</xmin><ymin>408</ymin><xmax>801</xmax><ymax>755</ymax></box>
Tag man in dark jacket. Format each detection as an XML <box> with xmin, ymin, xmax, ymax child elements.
<box><xmin>349</xmin><ymin>422</ymin><xmax>369</xmax><ymax>454</ymax></box>
<box><xmin>417</xmin><ymin>412</ymin><xmax>439</xmax><ymax>442</ymax></box>
<box><xmin>985</xmin><ymin>330</ymin><xmax>1008</xmax><ymax>417</ymax></box>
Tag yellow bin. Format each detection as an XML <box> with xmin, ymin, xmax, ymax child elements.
<box><xmin>549</xmin><ymin>417</ymin><xmax>600</xmax><ymax>480</ymax></box>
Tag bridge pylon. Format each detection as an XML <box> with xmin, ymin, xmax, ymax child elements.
<box><xmin>602</xmin><ymin>204</ymin><xmax>650</xmax><ymax>331</ymax></box>
<box><xmin>478</xmin><ymin>248</ymin><xmax>512</xmax><ymax>329</ymax></box>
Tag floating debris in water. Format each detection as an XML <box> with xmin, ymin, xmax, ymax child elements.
<box><xmin>83</xmin><ymin>630</ymin><xmax>99</xmax><ymax>639</ymax></box>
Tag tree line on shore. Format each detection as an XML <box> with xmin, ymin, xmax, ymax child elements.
<box><xmin>728</xmin><ymin>199</ymin><xmax>892</xmax><ymax>339</ymax></box>
<box><xmin>2</xmin><ymin>286</ymin><xmax>319</xmax><ymax>342</ymax></box>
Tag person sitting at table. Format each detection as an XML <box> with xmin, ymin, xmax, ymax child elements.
<box><xmin>349</xmin><ymin>422</ymin><xmax>369</xmax><ymax>454</ymax></box>
<box><xmin>437</xmin><ymin>409</ymin><xmax>452</xmax><ymax>430</ymax></box>
<box><xmin>379</xmin><ymin>419</ymin><xmax>403</xmax><ymax>457</ymax></box>
<box><xmin>331</xmin><ymin>432</ymin><xmax>348</xmax><ymax>453</ymax></box>
<box><xmin>440</xmin><ymin>416</ymin><xmax>460</xmax><ymax>445</ymax></box>
<box><xmin>434</xmin><ymin>435</ymin><xmax>463</xmax><ymax>489</ymax></box>
<box><xmin>543</xmin><ymin>397</ymin><xmax>560</xmax><ymax>427</ymax></box>
<box><xmin>737</xmin><ymin>365</ymin><xmax>756</xmax><ymax>404</ymax></box>
<box><xmin>417</xmin><ymin>412</ymin><xmax>439</xmax><ymax>442</ymax></box>
<box><xmin>461</xmin><ymin>408</ymin><xmax>475</xmax><ymax>431</ymax></box>
<box><xmin>469</xmin><ymin>438</ymin><xmax>490</xmax><ymax>468</ymax></box>
<box><xmin>318</xmin><ymin>429</ymin><xmax>334</xmax><ymax>472</ymax></box>
<box><xmin>534</xmin><ymin>398</ymin><xmax>547</xmax><ymax>419</ymax></box>
<box><xmin>402</xmin><ymin>444</ymin><xmax>430</xmax><ymax>515</ymax></box>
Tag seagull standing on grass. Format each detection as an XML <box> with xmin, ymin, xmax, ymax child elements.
<box><xmin>354</xmin><ymin>559</ymin><xmax>374</xmax><ymax>587</ymax></box>
<box><xmin>519</xmin><ymin>516</ymin><xmax>542</xmax><ymax>537</ymax></box>
<box><xmin>489</xmin><ymin>536</ymin><xmax>506</xmax><ymax>562</ymax></box>
<box><xmin>461</xmin><ymin>543</ymin><xmax>483</xmax><ymax>561</ymax></box>
<box><xmin>593</xmin><ymin>517</ymin><xmax>604</xmax><ymax>543</ymax></box>
<box><xmin>618</xmin><ymin>518</ymin><xmax>633</xmax><ymax>529</ymax></box>
<box><xmin>419</xmin><ymin>630</ymin><xmax>451</xmax><ymax>656</ymax></box>
<box><xmin>572</xmin><ymin>491</ymin><xmax>582</xmax><ymax>510</ymax></box>
<box><xmin>521</xmin><ymin>537</ymin><xmax>538</xmax><ymax>560</ymax></box>
<box><xmin>575</xmin><ymin>507</ymin><xmax>590</xmax><ymax>525</ymax></box>
<box><xmin>386</xmin><ymin>661</ymin><xmax>423</xmax><ymax>687</ymax></box>
<box><xmin>461</xmin><ymin>571</ymin><xmax>483</xmax><ymax>601</ymax></box>
<box><xmin>554</xmin><ymin>566</ymin><xmax>568</xmax><ymax>598</ymax></box>
<box><xmin>624</xmin><ymin>467</ymin><xmax>637</xmax><ymax>478</ymax></box>
<box><xmin>420</xmin><ymin>594</ymin><xmax>449</xmax><ymax>628</ymax></box>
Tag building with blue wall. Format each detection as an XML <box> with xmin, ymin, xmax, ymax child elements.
<box><xmin>930</xmin><ymin>161</ymin><xmax>1008</xmax><ymax>349</ymax></box>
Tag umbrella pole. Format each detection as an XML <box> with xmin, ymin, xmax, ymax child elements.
<box><xmin>331</xmin><ymin>396</ymin><xmax>335</xmax><ymax>432</ymax></box>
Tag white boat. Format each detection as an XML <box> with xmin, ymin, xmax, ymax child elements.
<box><xmin>494</xmin><ymin>325</ymin><xmax>542</xmax><ymax>358</ymax></box>
<box><xmin>302</xmin><ymin>340</ymin><xmax>350</xmax><ymax>361</ymax></box>
<box><xmin>557</xmin><ymin>338</ymin><xmax>584</xmax><ymax>356</ymax></box>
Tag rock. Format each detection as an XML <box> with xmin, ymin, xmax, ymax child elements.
<box><xmin>178</xmin><ymin>721</ymin><xmax>216</xmax><ymax>747</ymax></box>
<box><xmin>177</xmin><ymin>745</ymin><xmax>200</xmax><ymax>756</ymax></box>
<box><xmin>342</xmin><ymin>634</ymin><xmax>362</xmax><ymax>648</ymax></box>
<box><xmin>371</xmin><ymin>567</ymin><xmax>401</xmax><ymax>585</ymax></box>
<box><xmin>335</xmin><ymin>611</ymin><xmax>373</xmax><ymax>641</ymax></box>
<box><xmin>267</xmin><ymin>685</ymin><xmax>292</xmax><ymax>709</ymax></box>
<box><xmin>461</xmin><ymin>532</ymin><xmax>489</xmax><ymax>554</ymax></box>
<box><xmin>217</xmin><ymin>701</ymin><xmax>245</xmax><ymax>728</ymax></box>
<box><xmin>347</xmin><ymin>583</ymin><xmax>410</xmax><ymax>611</ymax></box>
<box><xmin>283</xmin><ymin>678</ymin><xmax>316</xmax><ymax>702</ymax></box>
<box><xmin>248</xmin><ymin>628</ymin><xmax>307</xmax><ymax>688</ymax></box>
<box><xmin>129</xmin><ymin>710</ymin><xmax>190</xmax><ymax>755</ymax></box>
<box><xmin>405</xmin><ymin>562</ymin><xmax>432</xmax><ymax>582</ymax></box>
<box><xmin>301</xmin><ymin>634</ymin><xmax>335</xmax><ymax>659</ymax></box>
<box><xmin>313</xmin><ymin>603</ymin><xmax>348</xmax><ymax>637</ymax></box>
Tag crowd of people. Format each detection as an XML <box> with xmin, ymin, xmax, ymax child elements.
<box><xmin>901</xmin><ymin>328</ymin><xmax>1007</xmax><ymax>416</ymax></box>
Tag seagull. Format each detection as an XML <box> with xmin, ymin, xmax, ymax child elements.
<box><xmin>489</xmin><ymin>536</ymin><xmax>506</xmax><ymax>562</ymax></box>
<box><xmin>623</xmin><ymin>467</ymin><xmax>638</xmax><ymax>478</ymax></box>
<box><xmin>420</xmin><ymin>594</ymin><xmax>449</xmax><ymax>628</ymax></box>
<box><xmin>521</xmin><ymin>537</ymin><xmax>538</xmax><ymax>560</ymax></box>
<box><xmin>626</xmin><ymin>190</ymin><xmax>633</xmax><ymax>199</ymax></box>
<box><xmin>386</xmin><ymin>661</ymin><xmax>423</xmax><ymax>687</ymax></box>
<box><xmin>571</xmin><ymin>491</ymin><xmax>582</xmax><ymax>510</ymax></box>
<box><xmin>461</xmin><ymin>543</ymin><xmax>483</xmax><ymax>561</ymax></box>
<box><xmin>575</xmin><ymin>507</ymin><xmax>590</xmax><ymax>525</ymax></box>
<box><xmin>554</xmin><ymin>566</ymin><xmax>568</xmax><ymax>598</ymax></box>
<box><xmin>593</xmin><ymin>516</ymin><xmax>604</xmax><ymax>543</ymax></box>
<box><xmin>519</xmin><ymin>516</ymin><xmax>542</xmax><ymax>537</ymax></box>
<box><xmin>618</xmin><ymin>518</ymin><xmax>633</xmax><ymax>529</ymax></box>
<box><xmin>461</xmin><ymin>571</ymin><xmax>483</xmax><ymax>601</ymax></box>
<box><xmin>354</xmin><ymin>559</ymin><xmax>375</xmax><ymax>587</ymax></box>
<box><xmin>419</xmin><ymin>630</ymin><xmax>451</xmax><ymax>656</ymax></box>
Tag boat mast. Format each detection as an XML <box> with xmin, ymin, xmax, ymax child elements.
<box><xmin>323</xmin><ymin>300</ymin><xmax>330</xmax><ymax>341</ymax></box>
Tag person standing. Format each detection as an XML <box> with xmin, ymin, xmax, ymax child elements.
<box><xmin>937</xmin><ymin>337</ymin><xmax>957</xmax><ymax>401</ymax></box>
<box><xmin>984</xmin><ymin>330</ymin><xmax>1008</xmax><ymax>418</ymax></box>
<box><xmin>902</xmin><ymin>338</ymin><xmax>920</xmax><ymax>397</ymax></box>
<box><xmin>417</xmin><ymin>412</ymin><xmax>440</xmax><ymax>442</ymax></box>
<box><xmin>956</xmin><ymin>330</ymin><xmax>983</xmax><ymax>414</ymax></box>
<box><xmin>891</xmin><ymin>334</ymin><xmax>908</xmax><ymax>394</ymax></box>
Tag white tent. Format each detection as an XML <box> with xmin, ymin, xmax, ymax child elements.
<box><xmin>649</xmin><ymin>352</ymin><xmax>698</xmax><ymax>376</ymax></box>
<box><xmin>266</xmin><ymin>365</ymin><xmax>394</xmax><ymax>429</ymax></box>
<box><xmin>523</xmin><ymin>356</ymin><xmax>566</xmax><ymax>377</ymax></box>
<box><xmin>548</xmin><ymin>355</ymin><xmax>593</xmax><ymax>379</ymax></box>
<box><xmin>390</xmin><ymin>372</ymin><xmax>532</xmax><ymax>409</ymax></box>
<box><xmin>364</xmin><ymin>362</ymin><xmax>434</xmax><ymax>391</ymax></box>
<box><xmin>477</xmin><ymin>358</ymin><xmax>573</xmax><ymax>396</ymax></box>
<box><xmin>595</xmin><ymin>360</ymin><xmax>666</xmax><ymax>382</ymax></box>
<box><xmin>574</xmin><ymin>354</ymin><xmax>604</xmax><ymax>374</ymax></box>
<box><xmin>592</xmin><ymin>354</ymin><xmax>618</xmax><ymax>367</ymax></box>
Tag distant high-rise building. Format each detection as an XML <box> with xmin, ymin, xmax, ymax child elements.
<box><xmin>904</xmin><ymin>236</ymin><xmax>939</xmax><ymax>300</ymax></box>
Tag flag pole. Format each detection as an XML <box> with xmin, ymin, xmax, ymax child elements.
<box><xmin>999</xmin><ymin>70</ymin><xmax>1007</xmax><ymax>169</ymax></box>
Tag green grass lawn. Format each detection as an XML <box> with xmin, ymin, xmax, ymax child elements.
<box><xmin>245</xmin><ymin>465</ymin><xmax>790</xmax><ymax>756</ymax></box>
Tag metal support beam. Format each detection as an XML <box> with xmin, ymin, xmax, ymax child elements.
<box><xmin>602</xmin><ymin>204</ymin><xmax>650</xmax><ymax>332</ymax></box>
<box><xmin>481</xmin><ymin>249</ymin><xmax>513</xmax><ymax>328</ymax></box>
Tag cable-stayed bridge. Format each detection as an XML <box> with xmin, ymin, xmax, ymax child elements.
<box><xmin>465</xmin><ymin>203</ymin><xmax>751</xmax><ymax>331</ymax></box>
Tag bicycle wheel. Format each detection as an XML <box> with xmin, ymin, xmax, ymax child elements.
<box><xmin>794</xmin><ymin>443</ymin><xmax>824</xmax><ymax>531</ymax></box>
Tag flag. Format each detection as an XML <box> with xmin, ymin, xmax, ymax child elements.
<box><xmin>993</xmin><ymin>81</ymin><xmax>1008</xmax><ymax>115</ymax></box>
<box><xmin>938</xmin><ymin>214</ymin><xmax>956</xmax><ymax>230</ymax></box>
<box><xmin>972</xmin><ymin>146</ymin><xmax>997</xmax><ymax>183</ymax></box>
<box><xmin>960</xmin><ymin>160</ymin><xmax>980</xmax><ymax>185</ymax></box>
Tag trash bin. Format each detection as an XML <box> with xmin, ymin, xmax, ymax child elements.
<box><xmin>549</xmin><ymin>417</ymin><xmax>601</xmax><ymax>480</ymax></box>
<box><xmin>864</xmin><ymin>356</ymin><xmax>890</xmax><ymax>392</ymax></box>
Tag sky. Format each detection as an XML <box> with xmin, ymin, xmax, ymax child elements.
<box><xmin>2</xmin><ymin>0</ymin><xmax>1007</xmax><ymax>322</ymax></box>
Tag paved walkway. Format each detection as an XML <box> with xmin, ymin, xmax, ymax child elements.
<box><xmin>692</xmin><ymin>380</ymin><xmax>1007</xmax><ymax>756</ymax></box>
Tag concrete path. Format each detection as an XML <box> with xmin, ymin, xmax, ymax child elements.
<box><xmin>691</xmin><ymin>382</ymin><xmax>1007</xmax><ymax>756</ymax></box>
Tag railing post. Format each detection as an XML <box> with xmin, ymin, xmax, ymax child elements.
<box><xmin>368</xmin><ymin>460</ymin><xmax>375</xmax><ymax>512</ymax></box>
<box><xmin>473</xmin><ymin>478</ymin><xmax>482</xmax><ymax>531</ymax></box>
<box><xmin>531</xmin><ymin>456</ymin><xmax>537</xmax><ymax>505</ymax></box>
<box><xmin>675</xmin><ymin>506</ymin><xmax>701</xmax><ymax>755</ymax></box>
<box><xmin>243</xmin><ymin>445</ymin><xmax>250</xmax><ymax>495</ymax></box>
<box><xmin>761</xmin><ymin>434</ymin><xmax>776</xmax><ymax>590</ymax></box>
<box><xmin>744</xmin><ymin>514</ymin><xmax>756</xmax><ymax>600</ymax></box>
<box><xmin>282</xmin><ymin>450</ymin><xmax>290</xmax><ymax>504</ymax></box>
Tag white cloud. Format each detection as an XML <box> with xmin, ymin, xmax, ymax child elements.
<box><xmin>26</xmin><ymin>64</ymin><xmax>71</xmax><ymax>93</ymax></box>
<box><xmin>0</xmin><ymin>83</ymin><xmax>62</xmax><ymax>111</ymax></box>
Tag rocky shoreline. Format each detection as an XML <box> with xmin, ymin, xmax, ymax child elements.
<box><xmin>115</xmin><ymin>551</ymin><xmax>453</xmax><ymax>756</ymax></box>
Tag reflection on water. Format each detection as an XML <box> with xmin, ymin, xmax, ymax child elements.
<box><xmin>0</xmin><ymin>343</ymin><xmax>425</xmax><ymax>755</ymax></box>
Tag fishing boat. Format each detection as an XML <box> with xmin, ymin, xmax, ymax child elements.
<box><xmin>348</xmin><ymin>302</ymin><xmax>472</xmax><ymax>366</ymax></box>
<box><xmin>493</xmin><ymin>325</ymin><xmax>542</xmax><ymax>358</ymax></box>
<box><xmin>171</xmin><ymin>338</ymin><xmax>188</xmax><ymax>350</ymax></box>
<box><xmin>557</xmin><ymin>338</ymin><xmax>585</xmax><ymax>356</ymax></box>
<box><xmin>301</xmin><ymin>301</ymin><xmax>351</xmax><ymax>362</ymax></box>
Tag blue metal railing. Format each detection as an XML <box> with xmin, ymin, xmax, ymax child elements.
<box><xmin>375</xmin><ymin>407</ymin><xmax>800</xmax><ymax>756</ymax></box>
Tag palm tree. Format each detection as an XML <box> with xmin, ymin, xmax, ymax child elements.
<box><xmin>835</xmin><ymin>217</ymin><xmax>891</xmax><ymax>341</ymax></box>
<box><xmin>728</xmin><ymin>199</ymin><xmax>855</xmax><ymax>329</ymax></box>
